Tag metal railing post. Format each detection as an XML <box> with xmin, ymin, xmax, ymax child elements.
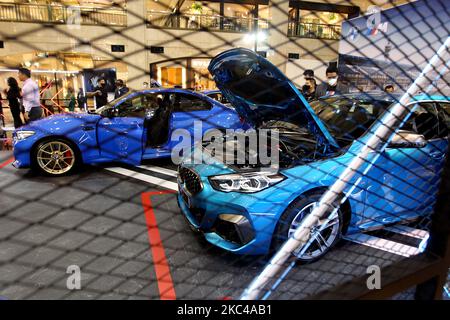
<box><xmin>240</xmin><ymin>36</ymin><xmax>450</xmax><ymax>300</ymax></box>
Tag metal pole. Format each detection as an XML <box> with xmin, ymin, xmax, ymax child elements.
<box><xmin>240</xmin><ymin>36</ymin><xmax>450</xmax><ymax>300</ymax></box>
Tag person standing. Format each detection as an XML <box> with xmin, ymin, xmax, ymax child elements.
<box><xmin>77</xmin><ymin>88</ymin><xmax>86</xmax><ymax>111</ymax></box>
<box><xmin>18</xmin><ymin>68</ymin><xmax>42</xmax><ymax>123</ymax></box>
<box><xmin>315</xmin><ymin>65</ymin><xmax>349</xmax><ymax>98</ymax></box>
<box><xmin>384</xmin><ymin>84</ymin><xmax>395</xmax><ymax>93</ymax></box>
<box><xmin>0</xmin><ymin>91</ymin><xmax>3</xmax><ymax>127</ymax></box>
<box><xmin>87</xmin><ymin>77</ymin><xmax>108</xmax><ymax>109</ymax></box>
<box><xmin>114</xmin><ymin>79</ymin><xmax>129</xmax><ymax>99</ymax></box>
<box><xmin>150</xmin><ymin>77</ymin><xmax>161</xmax><ymax>88</ymax></box>
<box><xmin>301</xmin><ymin>69</ymin><xmax>317</xmax><ymax>101</ymax></box>
<box><xmin>4</xmin><ymin>77</ymin><xmax>23</xmax><ymax>128</ymax></box>
<box><xmin>65</xmin><ymin>86</ymin><xmax>76</xmax><ymax>112</ymax></box>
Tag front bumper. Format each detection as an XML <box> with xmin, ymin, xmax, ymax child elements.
<box><xmin>177</xmin><ymin>176</ymin><xmax>288</xmax><ymax>255</ymax></box>
<box><xmin>12</xmin><ymin>140</ymin><xmax>32</xmax><ymax>168</ymax></box>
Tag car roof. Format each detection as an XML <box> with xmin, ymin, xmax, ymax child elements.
<box><xmin>325</xmin><ymin>91</ymin><xmax>450</xmax><ymax>103</ymax></box>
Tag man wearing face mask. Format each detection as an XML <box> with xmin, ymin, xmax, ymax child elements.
<box><xmin>87</xmin><ymin>77</ymin><xmax>109</xmax><ymax>109</ymax></box>
<box><xmin>315</xmin><ymin>65</ymin><xmax>349</xmax><ymax>98</ymax></box>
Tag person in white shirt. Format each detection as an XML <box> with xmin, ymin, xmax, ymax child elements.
<box><xmin>18</xmin><ymin>68</ymin><xmax>42</xmax><ymax>122</ymax></box>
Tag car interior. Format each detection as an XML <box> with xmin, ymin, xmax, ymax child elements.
<box><xmin>115</xmin><ymin>92</ymin><xmax>213</xmax><ymax>148</ymax></box>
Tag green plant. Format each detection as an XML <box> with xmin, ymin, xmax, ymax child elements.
<box><xmin>191</xmin><ymin>2</ymin><xmax>203</xmax><ymax>14</ymax></box>
<box><xmin>328</xmin><ymin>12</ymin><xmax>337</xmax><ymax>23</ymax></box>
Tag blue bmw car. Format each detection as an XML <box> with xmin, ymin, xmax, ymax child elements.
<box><xmin>13</xmin><ymin>88</ymin><xmax>244</xmax><ymax>176</ymax></box>
<box><xmin>177</xmin><ymin>48</ymin><xmax>450</xmax><ymax>261</ymax></box>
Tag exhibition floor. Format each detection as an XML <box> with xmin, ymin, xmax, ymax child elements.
<box><xmin>0</xmin><ymin>150</ymin><xmax>428</xmax><ymax>300</ymax></box>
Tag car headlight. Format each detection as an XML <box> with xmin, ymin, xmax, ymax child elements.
<box><xmin>209</xmin><ymin>171</ymin><xmax>285</xmax><ymax>193</ymax></box>
<box><xmin>15</xmin><ymin>130</ymin><xmax>36</xmax><ymax>141</ymax></box>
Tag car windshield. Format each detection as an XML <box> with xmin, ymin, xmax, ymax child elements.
<box><xmin>94</xmin><ymin>91</ymin><xmax>135</xmax><ymax>116</ymax></box>
<box><xmin>310</xmin><ymin>96</ymin><xmax>392</xmax><ymax>146</ymax></box>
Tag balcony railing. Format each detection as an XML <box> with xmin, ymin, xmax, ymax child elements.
<box><xmin>288</xmin><ymin>21</ymin><xmax>341</xmax><ymax>40</ymax></box>
<box><xmin>0</xmin><ymin>2</ymin><xmax>126</xmax><ymax>26</ymax></box>
<box><xmin>147</xmin><ymin>11</ymin><xmax>268</xmax><ymax>33</ymax></box>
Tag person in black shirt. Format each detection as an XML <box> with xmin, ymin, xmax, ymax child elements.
<box><xmin>87</xmin><ymin>78</ymin><xmax>108</xmax><ymax>109</ymax></box>
<box><xmin>301</xmin><ymin>69</ymin><xmax>317</xmax><ymax>101</ymax></box>
<box><xmin>3</xmin><ymin>77</ymin><xmax>23</xmax><ymax>128</ymax></box>
<box><xmin>114</xmin><ymin>79</ymin><xmax>129</xmax><ymax>99</ymax></box>
<box><xmin>77</xmin><ymin>88</ymin><xmax>86</xmax><ymax>111</ymax></box>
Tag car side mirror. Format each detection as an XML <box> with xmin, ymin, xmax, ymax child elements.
<box><xmin>101</xmin><ymin>109</ymin><xmax>114</xmax><ymax>118</ymax></box>
<box><xmin>388</xmin><ymin>130</ymin><xmax>427</xmax><ymax>148</ymax></box>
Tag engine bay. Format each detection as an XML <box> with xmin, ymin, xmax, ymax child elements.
<box><xmin>205</xmin><ymin>120</ymin><xmax>334</xmax><ymax>170</ymax></box>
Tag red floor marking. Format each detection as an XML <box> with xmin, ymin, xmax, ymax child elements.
<box><xmin>0</xmin><ymin>157</ymin><xmax>14</xmax><ymax>169</ymax></box>
<box><xmin>141</xmin><ymin>190</ymin><xmax>177</xmax><ymax>300</ymax></box>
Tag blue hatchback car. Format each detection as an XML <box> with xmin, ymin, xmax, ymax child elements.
<box><xmin>177</xmin><ymin>48</ymin><xmax>450</xmax><ymax>261</ymax></box>
<box><xmin>13</xmin><ymin>88</ymin><xmax>244</xmax><ymax>176</ymax></box>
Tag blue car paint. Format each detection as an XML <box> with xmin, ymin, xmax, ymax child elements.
<box><xmin>13</xmin><ymin>88</ymin><xmax>245</xmax><ymax>168</ymax></box>
<box><xmin>178</xmin><ymin>109</ymin><xmax>448</xmax><ymax>255</ymax></box>
<box><xmin>177</xmin><ymin>48</ymin><xmax>449</xmax><ymax>255</ymax></box>
<box><xmin>207</xmin><ymin>48</ymin><xmax>340</xmax><ymax>152</ymax></box>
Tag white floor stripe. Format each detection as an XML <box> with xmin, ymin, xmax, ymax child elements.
<box><xmin>137</xmin><ymin>165</ymin><xmax>178</xmax><ymax>178</ymax></box>
<box><xmin>343</xmin><ymin>233</ymin><xmax>421</xmax><ymax>257</ymax></box>
<box><xmin>106</xmin><ymin>167</ymin><xmax>178</xmax><ymax>191</ymax></box>
<box><xmin>383</xmin><ymin>225</ymin><xmax>429</xmax><ymax>240</ymax></box>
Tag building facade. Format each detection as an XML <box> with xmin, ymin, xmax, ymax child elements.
<box><xmin>0</xmin><ymin>0</ymin><xmax>413</xmax><ymax>100</ymax></box>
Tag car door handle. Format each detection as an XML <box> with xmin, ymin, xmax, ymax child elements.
<box><xmin>430</xmin><ymin>151</ymin><xmax>444</xmax><ymax>160</ymax></box>
<box><xmin>82</xmin><ymin>125</ymin><xmax>95</xmax><ymax>131</ymax></box>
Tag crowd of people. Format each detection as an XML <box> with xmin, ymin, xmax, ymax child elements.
<box><xmin>0</xmin><ymin>68</ymin><xmax>43</xmax><ymax>129</ymax></box>
<box><xmin>300</xmin><ymin>65</ymin><xmax>395</xmax><ymax>101</ymax></box>
<box><xmin>0</xmin><ymin>65</ymin><xmax>397</xmax><ymax>130</ymax></box>
<box><xmin>0</xmin><ymin>68</ymin><xmax>134</xmax><ymax>129</ymax></box>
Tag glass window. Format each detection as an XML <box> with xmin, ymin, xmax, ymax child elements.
<box><xmin>437</xmin><ymin>102</ymin><xmax>450</xmax><ymax>127</ymax></box>
<box><xmin>115</xmin><ymin>93</ymin><xmax>160</xmax><ymax>117</ymax></box>
<box><xmin>299</xmin><ymin>10</ymin><xmax>347</xmax><ymax>25</ymax></box>
<box><xmin>171</xmin><ymin>92</ymin><xmax>212</xmax><ymax>112</ymax></box>
<box><xmin>147</xmin><ymin>0</ymin><xmax>221</xmax><ymax>29</ymax></box>
<box><xmin>207</xmin><ymin>92</ymin><xmax>229</xmax><ymax>104</ymax></box>
<box><xmin>310</xmin><ymin>97</ymin><xmax>391</xmax><ymax>144</ymax></box>
<box><xmin>223</xmin><ymin>3</ymin><xmax>256</xmax><ymax>32</ymax></box>
<box><xmin>401</xmin><ymin>103</ymin><xmax>449</xmax><ymax>140</ymax></box>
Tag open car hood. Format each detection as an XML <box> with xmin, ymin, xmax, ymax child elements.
<box><xmin>208</xmin><ymin>48</ymin><xmax>339</xmax><ymax>150</ymax></box>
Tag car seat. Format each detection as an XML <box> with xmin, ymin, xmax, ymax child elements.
<box><xmin>146</xmin><ymin>94</ymin><xmax>174</xmax><ymax>147</ymax></box>
<box><xmin>414</xmin><ymin>112</ymin><xmax>448</xmax><ymax>140</ymax></box>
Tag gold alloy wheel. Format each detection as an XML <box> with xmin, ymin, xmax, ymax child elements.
<box><xmin>36</xmin><ymin>141</ymin><xmax>76</xmax><ymax>175</ymax></box>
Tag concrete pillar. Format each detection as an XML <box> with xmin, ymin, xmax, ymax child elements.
<box><xmin>266</xmin><ymin>0</ymin><xmax>290</xmax><ymax>73</ymax></box>
<box><xmin>122</xmin><ymin>0</ymin><xmax>148</xmax><ymax>90</ymax></box>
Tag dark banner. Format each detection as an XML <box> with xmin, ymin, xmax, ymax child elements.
<box><xmin>82</xmin><ymin>68</ymin><xmax>117</xmax><ymax>93</ymax></box>
<box><xmin>338</xmin><ymin>0</ymin><xmax>450</xmax><ymax>94</ymax></box>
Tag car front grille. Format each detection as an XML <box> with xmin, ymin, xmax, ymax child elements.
<box><xmin>178</xmin><ymin>166</ymin><xmax>203</xmax><ymax>195</ymax></box>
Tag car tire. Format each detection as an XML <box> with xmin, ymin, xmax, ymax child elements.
<box><xmin>271</xmin><ymin>191</ymin><xmax>343</xmax><ymax>262</ymax></box>
<box><xmin>32</xmin><ymin>139</ymin><xmax>80</xmax><ymax>176</ymax></box>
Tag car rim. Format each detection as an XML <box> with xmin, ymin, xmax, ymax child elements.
<box><xmin>37</xmin><ymin>141</ymin><xmax>75</xmax><ymax>175</ymax></box>
<box><xmin>288</xmin><ymin>202</ymin><xmax>340</xmax><ymax>260</ymax></box>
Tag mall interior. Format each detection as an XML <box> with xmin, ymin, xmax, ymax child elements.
<box><xmin>0</xmin><ymin>0</ymin><xmax>449</xmax><ymax>302</ymax></box>
<box><xmin>0</xmin><ymin>0</ymin><xmax>412</xmax><ymax>115</ymax></box>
